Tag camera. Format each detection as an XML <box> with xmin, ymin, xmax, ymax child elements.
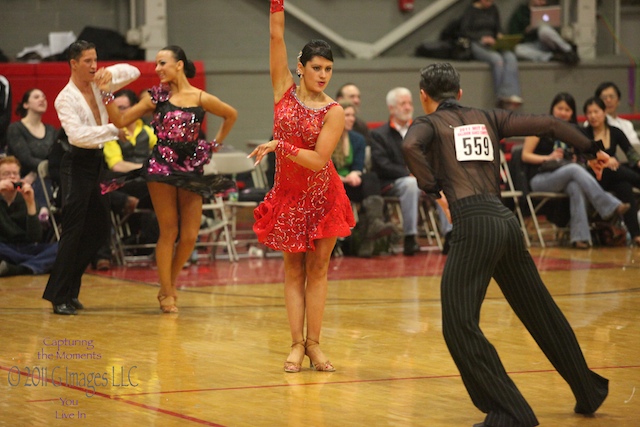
<box><xmin>12</xmin><ymin>181</ymin><xmax>23</xmax><ymax>190</ymax></box>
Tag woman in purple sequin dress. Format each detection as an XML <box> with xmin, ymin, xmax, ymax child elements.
<box><xmin>98</xmin><ymin>45</ymin><xmax>237</xmax><ymax>313</ymax></box>
<box><xmin>249</xmin><ymin>0</ymin><xmax>355</xmax><ymax>373</ymax></box>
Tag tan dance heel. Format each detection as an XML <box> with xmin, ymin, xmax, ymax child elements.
<box><xmin>305</xmin><ymin>338</ymin><xmax>335</xmax><ymax>372</ymax></box>
<box><xmin>284</xmin><ymin>340</ymin><xmax>306</xmax><ymax>373</ymax></box>
<box><xmin>157</xmin><ymin>293</ymin><xmax>178</xmax><ymax>313</ymax></box>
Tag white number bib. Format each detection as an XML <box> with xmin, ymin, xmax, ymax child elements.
<box><xmin>454</xmin><ymin>124</ymin><xmax>495</xmax><ymax>162</ymax></box>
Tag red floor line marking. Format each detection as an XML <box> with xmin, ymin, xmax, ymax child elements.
<box><xmin>113</xmin><ymin>364</ymin><xmax>640</xmax><ymax>398</ymax></box>
<box><xmin>1</xmin><ymin>366</ymin><xmax>226</xmax><ymax>426</ymax></box>
<box><xmin>110</xmin><ymin>398</ymin><xmax>226</xmax><ymax>427</ymax></box>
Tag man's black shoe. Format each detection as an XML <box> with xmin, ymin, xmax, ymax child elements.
<box><xmin>52</xmin><ymin>303</ymin><xmax>77</xmax><ymax>315</ymax></box>
<box><xmin>403</xmin><ymin>235</ymin><xmax>420</xmax><ymax>256</ymax></box>
<box><xmin>69</xmin><ymin>298</ymin><xmax>84</xmax><ymax>310</ymax></box>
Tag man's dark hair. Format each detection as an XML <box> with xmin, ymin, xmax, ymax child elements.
<box><xmin>594</xmin><ymin>81</ymin><xmax>621</xmax><ymax>99</ymax></box>
<box><xmin>114</xmin><ymin>89</ymin><xmax>139</xmax><ymax>107</ymax></box>
<box><xmin>335</xmin><ymin>82</ymin><xmax>356</xmax><ymax>99</ymax></box>
<box><xmin>419</xmin><ymin>63</ymin><xmax>460</xmax><ymax>101</ymax></box>
<box><xmin>67</xmin><ymin>40</ymin><xmax>96</xmax><ymax>64</ymax></box>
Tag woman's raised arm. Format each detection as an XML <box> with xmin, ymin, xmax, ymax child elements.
<box><xmin>270</xmin><ymin>0</ymin><xmax>294</xmax><ymax>102</ymax></box>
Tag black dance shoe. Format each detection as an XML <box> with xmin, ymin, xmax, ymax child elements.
<box><xmin>403</xmin><ymin>235</ymin><xmax>420</xmax><ymax>256</ymax></box>
<box><xmin>52</xmin><ymin>303</ymin><xmax>77</xmax><ymax>315</ymax></box>
<box><xmin>68</xmin><ymin>298</ymin><xmax>84</xmax><ymax>310</ymax></box>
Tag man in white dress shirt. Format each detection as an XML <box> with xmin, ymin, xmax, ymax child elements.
<box><xmin>42</xmin><ymin>40</ymin><xmax>140</xmax><ymax>315</ymax></box>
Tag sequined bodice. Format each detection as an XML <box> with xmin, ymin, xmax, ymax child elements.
<box><xmin>272</xmin><ymin>85</ymin><xmax>337</xmax><ymax>191</ymax></box>
<box><xmin>151</xmin><ymin>89</ymin><xmax>205</xmax><ymax>144</ymax></box>
<box><xmin>253</xmin><ymin>84</ymin><xmax>354</xmax><ymax>252</ymax></box>
<box><xmin>273</xmin><ymin>85</ymin><xmax>335</xmax><ymax>151</ymax></box>
<box><xmin>145</xmin><ymin>84</ymin><xmax>218</xmax><ymax>176</ymax></box>
<box><xmin>101</xmin><ymin>84</ymin><xmax>232</xmax><ymax>198</ymax></box>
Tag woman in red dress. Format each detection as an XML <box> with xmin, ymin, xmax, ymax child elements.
<box><xmin>250</xmin><ymin>0</ymin><xmax>355</xmax><ymax>372</ymax></box>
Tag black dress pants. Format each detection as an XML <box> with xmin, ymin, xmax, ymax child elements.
<box><xmin>442</xmin><ymin>194</ymin><xmax>608</xmax><ymax>427</ymax></box>
<box><xmin>42</xmin><ymin>148</ymin><xmax>110</xmax><ymax>305</ymax></box>
<box><xmin>597</xmin><ymin>165</ymin><xmax>640</xmax><ymax>237</ymax></box>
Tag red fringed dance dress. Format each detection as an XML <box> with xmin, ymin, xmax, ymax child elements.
<box><xmin>254</xmin><ymin>85</ymin><xmax>355</xmax><ymax>252</ymax></box>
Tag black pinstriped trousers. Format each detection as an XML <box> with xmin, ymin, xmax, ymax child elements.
<box><xmin>442</xmin><ymin>194</ymin><xmax>608</xmax><ymax>427</ymax></box>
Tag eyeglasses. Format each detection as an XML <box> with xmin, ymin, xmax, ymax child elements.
<box><xmin>600</xmin><ymin>94</ymin><xmax>618</xmax><ymax>100</ymax></box>
<box><xmin>0</xmin><ymin>171</ymin><xmax>20</xmax><ymax>178</ymax></box>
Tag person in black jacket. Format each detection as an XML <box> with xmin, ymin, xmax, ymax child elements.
<box><xmin>371</xmin><ymin>87</ymin><xmax>452</xmax><ymax>255</ymax></box>
<box><xmin>0</xmin><ymin>156</ymin><xmax>58</xmax><ymax>277</ymax></box>
<box><xmin>403</xmin><ymin>62</ymin><xmax>611</xmax><ymax>427</ymax></box>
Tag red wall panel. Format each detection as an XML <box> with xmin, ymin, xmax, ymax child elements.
<box><xmin>0</xmin><ymin>61</ymin><xmax>206</xmax><ymax>130</ymax></box>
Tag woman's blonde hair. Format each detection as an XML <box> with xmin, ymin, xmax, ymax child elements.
<box><xmin>332</xmin><ymin>100</ymin><xmax>355</xmax><ymax>169</ymax></box>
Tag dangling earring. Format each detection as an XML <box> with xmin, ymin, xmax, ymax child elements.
<box><xmin>296</xmin><ymin>69</ymin><xmax>302</xmax><ymax>77</ymax></box>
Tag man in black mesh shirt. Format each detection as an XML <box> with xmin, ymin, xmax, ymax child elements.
<box><xmin>402</xmin><ymin>63</ymin><xmax>611</xmax><ymax>427</ymax></box>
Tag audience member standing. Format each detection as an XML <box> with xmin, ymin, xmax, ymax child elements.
<box><xmin>42</xmin><ymin>40</ymin><xmax>140</xmax><ymax>315</ymax></box>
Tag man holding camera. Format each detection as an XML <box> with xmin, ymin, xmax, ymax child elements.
<box><xmin>0</xmin><ymin>156</ymin><xmax>57</xmax><ymax>277</ymax></box>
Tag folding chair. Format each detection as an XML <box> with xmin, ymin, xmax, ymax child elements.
<box><xmin>205</xmin><ymin>150</ymin><xmax>268</xmax><ymax>257</ymax></box>
<box><xmin>110</xmin><ymin>208</ymin><xmax>157</xmax><ymax>266</ymax></box>
<box><xmin>499</xmin><ymin>150</ymin><xmax>532</xmax><ymax>247</ymax></box>
<box><xmin>198</xmin><ymin>195</ymin><xmax>239</xmax><ymax>262</ymax></box>
<box><xmin>37</xmin><ymin>160</ymin><xmax>62</xmax><ymax>241</ymax></box>
<box><xmin>509</xmin><ymin>145</ymin><xmax>569</xmax><ymax>248</ymax></box>
<box><xmin>383</xmin><ymin>194</ymin><xmax>443</xmax><ymax>250</ymax></box>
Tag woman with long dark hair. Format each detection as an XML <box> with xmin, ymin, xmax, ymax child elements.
<box><xmin>583</xmin><ymin>96</ymin><xmax>640</xmax><ymax>246</ymax></box>
<box><xmin>521</xmin><ymin>92</ymin><xmax>626</xmax><ymax>248</ymax></box>
<box><xmin>7</xmin><ymin>88</ymin><xmax>57</xmax><ymax>219</ymax></box>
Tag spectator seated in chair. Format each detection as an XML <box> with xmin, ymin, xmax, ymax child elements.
<box><xmin>0</xmin><ymin>156</ymin><xmax>58</xmax><ymax>277</ymax></box>
<box><xmin>333</xmin><ymin>100</ymin><xmax>398</xmax><ymax>258</ymax></box>
<box><xmin>6</xmin><ymin>88</ymin><xmax>58</xmax><ymax>223</ymax></box>
<box><xmin>371</xmin><ymin>87</ymin><xmax>452</xmax><ymax>255</ymax></box>
<box><xmin>94</xmin><ymin>89</ymin><xmax>160</xmax><ymax>268</ymax></box>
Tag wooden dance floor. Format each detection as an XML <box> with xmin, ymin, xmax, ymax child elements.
<box><xmin>1</xmin><ymin>245</ymin><xmax>639</xmax><ymax>426</ymax></box>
